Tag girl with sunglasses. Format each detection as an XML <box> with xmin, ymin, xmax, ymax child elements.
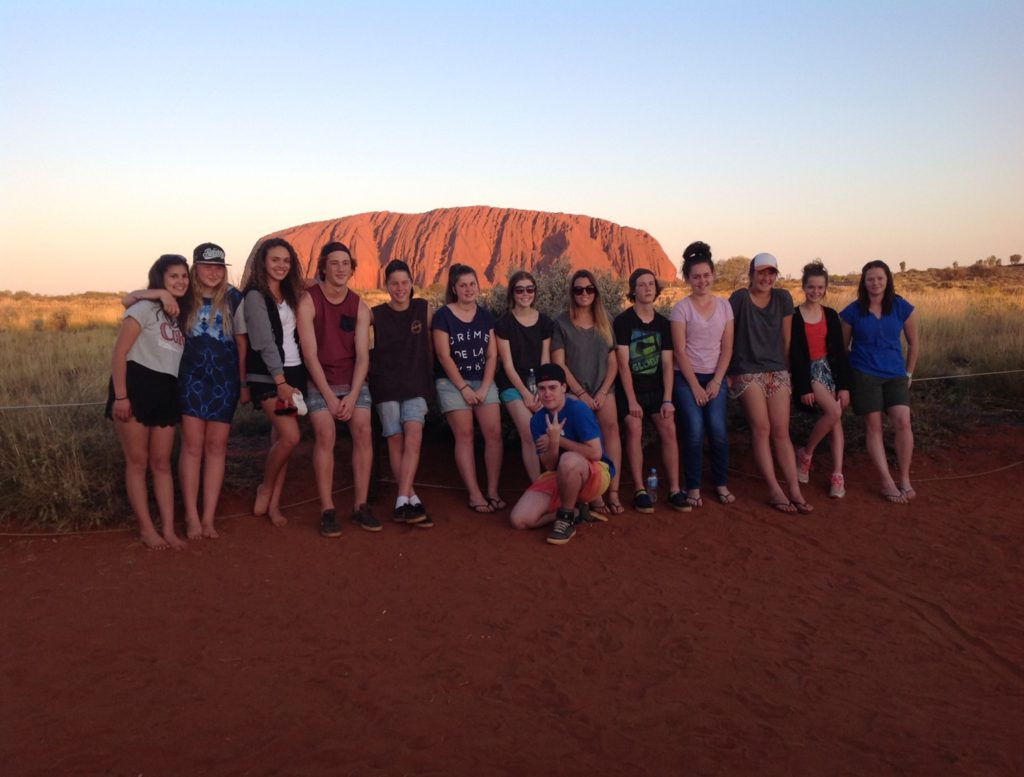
<box><xmin>551</xmin><ymin>270</ymin><xmax>623</xmax><ymax>515</ymax></box>
<box><xmin>495</xmin><ymin>271</ymin><xmax>553</xmax><ymax>482</ymax></box>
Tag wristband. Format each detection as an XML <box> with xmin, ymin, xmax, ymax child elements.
<box><xmin>906</xmin><ymin>372</ymin><xmax>913</xmax><ymax>378</ymax></box>
<box><xmin>114</xmin><ymin>396</ymin><xmax>128</xmax><ymax>401</ymax></box>
<box><xmin>662</xmin><ymin>400</ymin><xmax>673</xmax><ymax>405</ymax></box>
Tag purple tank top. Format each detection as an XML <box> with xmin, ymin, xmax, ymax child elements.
<box><xmin>310</xmin><ymin>284</ymin><xmax>360</xmax><ymax>388</ymax></box>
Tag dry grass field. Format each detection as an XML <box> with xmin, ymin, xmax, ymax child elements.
<box><xmin>1</xmin><ymin>268</ymin><xmax>1022</xmax><ymax>530</ymax></box>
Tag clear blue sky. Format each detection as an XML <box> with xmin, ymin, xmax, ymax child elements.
<box><xmin>2</xmin><ymin>0</ymin><xmax>1021</xmax><ymax>293</ymax></box>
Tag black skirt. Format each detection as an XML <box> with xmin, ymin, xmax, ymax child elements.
<box><xmin>105</xmin><ymin>361</ymin><xmax>180</xmax><ymax>427</ymax></box>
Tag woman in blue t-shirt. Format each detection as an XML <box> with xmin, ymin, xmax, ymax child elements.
<box><xmin>432</xmin><ymin>264</ymin><xmax>505</xmax><ymax>513</ymax></box>
<box><xmin>840</xmin><ymin>260</ymin><xmax>919</xmax><ymax>504</ymax></box>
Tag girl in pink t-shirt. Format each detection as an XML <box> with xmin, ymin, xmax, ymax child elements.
<box><xmin>670</xmin><ymin>242</ymin><xmax>735</xmax><ymax>508</ymax></box>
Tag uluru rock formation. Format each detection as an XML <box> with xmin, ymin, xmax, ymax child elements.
<box><xmin>245</xmin><ymin>206</ymin><xmax>675</xmax><ymax>289</ymax></box>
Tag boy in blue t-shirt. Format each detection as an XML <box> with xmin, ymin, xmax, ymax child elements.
<box><xmin>509</xmin><ymin>364</ymin><xmax>613</xmax><ymax>545</ymax></box>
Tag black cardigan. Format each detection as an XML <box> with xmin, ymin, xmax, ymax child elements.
<box><xmin>789</xmin><ymin>306</ymin><xmax>852</xmax><ymax>396</ymax></box>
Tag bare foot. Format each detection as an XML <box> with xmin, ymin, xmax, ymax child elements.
<box><xmin>185</xmin><ymin>517</ymin><xmax>203</xmax><ymax>540</ymax></box>
<box><xmin>201</xmin><ymin>521</ymin><xmax>220</xmax><ymax>539</ymax></box>
<box><xmin>900</xmin><ymin>484</ymin><xmax>917</xmax><ymax>501</ymax></box>
<box><xmin>140</xmin><ymin>529</ymin><xmax>169</xmax><ymax>550</ymax></box>
<box><xmin>268</xmin><ymin>509</ymin><xmax>288</xmax><ymax>527</ymax></box>
<box><xmin>253</xmin><ymin>483</ymin><xmax>270</xmax><ymax>517</ymax></box>
<box><xmin>161</xmin><ymin>529</ymin><xmax>187</xmax><ymax>550</ymax></box>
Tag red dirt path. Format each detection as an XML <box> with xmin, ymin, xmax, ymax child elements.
<box><xmin>3</xmin><ymin>427</ymin><xmax>1023</xmax><ymax>776</ymax></box>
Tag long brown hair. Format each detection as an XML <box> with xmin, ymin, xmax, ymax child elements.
<box><xmin>856</xmin><ymin>260</ymin><xmax>896</xmax><ymax>316</ymax></box>
<box><xmin>566</xmin><ymin>269</ymin><xmax>612</xmax><ymax>345</ymax></box>
<box><xmin>244</xmin><ymin>237</ymin><xmax>305</xmax><ymax>310</ymax></box>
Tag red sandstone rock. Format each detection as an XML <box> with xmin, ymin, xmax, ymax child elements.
<box><xmin>245</xmin><ymin>206</ymin><xmax>675</xmax><ymax>289</ymax></box>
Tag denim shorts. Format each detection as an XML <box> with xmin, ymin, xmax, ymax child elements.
<box><xmin>500</xmin><ymin>387</ymin><xmax>526</xmax><ymax>404</ymax></box>
<box><xmin>435</xmin><ymin>377</ymin><xmax>500</xmax><ymax>414</ymax></box>
<box><xmin>306</xmin><ymin>383</ymin><xmax>372</xmax><ymax>414</ymax></box>
<box><xmin>375</xmin><ymin>397</ymin><xmax>429</xmax><ymax>437</ymax></box>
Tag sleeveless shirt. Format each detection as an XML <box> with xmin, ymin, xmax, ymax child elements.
<box><xmin>370</xmin><ymin>298</ymin><xmax>433</xmax><ymax>403</ymax></box>
<box><xmin>310</xmin><ymin>284</ymin><xmax>360</xmax><ymax>387</ymax></box>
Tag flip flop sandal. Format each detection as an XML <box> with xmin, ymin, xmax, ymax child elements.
<box><xmin>486</xmin><ymin>496</ymin><xmax>507</xmax><ymax>512</ymax></box>
<box><xmin>900</xmin><ymin>486</ymin><xmax>917</xmax><ymax>500</ymax></box>
<box><xmin>716</xmin><ymin>490</ymin><xmax>736</xmax><ymax>505</ymax></box>
<box><xmin>468</xmin><ymin>501</ymin><xmax>495</xmax><ymax>513</ymax></box>
<box><xmin>606</xmin><ymin>491</ymin><xmax>625</xmax><ymax>515</ymax></box>
<box><xmin>770</xmin><ymin>500</ymin><xmax>796</xmax><ymax>514</ymax></box>
<box><xmin>793</xmin><ymin>501</ymin><xmax>814</xmax><ymax>514</ymax></box>
<box><xmin>882</xmin><ymin>490</ymin><xmax>907</xmax><ymax>504</ymax></box>
<box><xmin>686</xmin><ymin>494</ymin><xmax>703</xmax><ymax>509</ymax></box>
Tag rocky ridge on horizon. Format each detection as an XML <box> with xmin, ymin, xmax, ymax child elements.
<box><xmin>244</xmin><ymin>206</ymin><xmax>677</xmax><ymax>289</ymax></box>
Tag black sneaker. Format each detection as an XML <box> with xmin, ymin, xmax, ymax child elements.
<box><xmin>351</xmin><ymin>504</ymin><xmax>383</xmax><ymax>532</ymax></box>
<box><xmin>407</xmin><ymin>502</ymin><xmax>430</xmax><ymax>527</ymax></box>
<box><xmin>667</xmin><ymin>491</ymin><xmax>693</xmax><ymax>513</ymax></box>
<box><xmin>633</xmin><ymin>489</ymin><xmax>655</xmax><ymax>514</ymax></box>
<box><xmin>319</xmin><ymin>509</ymin><xmax>342</xmax><ymax>538</ymax></box>
<box><xmin>546</xmin><ymin>509</ymin><xmax>577</xmax><ymax>545</ymax></box>
<box><xmin>392</xmin><ymin>503</ymin><xmax>412</xmax><ymax>523</ymax></box>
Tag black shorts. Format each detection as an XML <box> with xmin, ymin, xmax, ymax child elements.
<box><xmin>105</xmin><ymin>361</ymin><xmax>180</xmax><ymax>427</ymax></box>
<box><xmin>249</xmin><ymin>364</ymin><xmax>308</xmax><ymax>405</ymax></box>
<box><xmin>615</xmin><ymin>383</ymin><xmax>665</xmax><ymax>420</ymax></box>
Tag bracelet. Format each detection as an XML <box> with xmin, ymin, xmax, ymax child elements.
<box><xmin>458</xmin><ymin>384</ymin><xmax>470</xmax><ymax>392</ymax></box>
<box><xmin>114</xmin><ymin>396</ymin><xmax>128</xmax><ymax>401</ymax></box>
<box><xmin>662</xmin><ymin>400</ymin><xmax>673</xmax><ymax>405</ymax></box>
<box><xmin>574</xmin><ymin>389</ymin><xmax>585</xmax><ymax>397</ymax></box>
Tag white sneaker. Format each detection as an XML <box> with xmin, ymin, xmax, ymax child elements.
<box><xmin>829</xmin><ymin>473</ymin><xmax>846</xmax><ymax>498</ymax></box>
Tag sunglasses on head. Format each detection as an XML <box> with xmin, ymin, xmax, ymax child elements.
<box><xmin>513</xmin><ymin>285</ymin><xmax>536</xmax><ymax>294</ymax></box>
<box><xmin>572</xmin><ymin>285</ymin><xmax>597</xmax><ymax>296</ymax></box>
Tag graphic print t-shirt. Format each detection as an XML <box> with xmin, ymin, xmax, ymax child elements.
<box><xmin>612</xmin><ymin>307</ymin><xmax>672</xmax><ymax>395</ymax></box>
<box><xmin>432</xmin><ymin>304</ymin><xmax>496</xmax><ymax>381</ymax></box>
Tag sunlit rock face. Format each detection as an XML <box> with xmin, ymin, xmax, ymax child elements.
<box><xmin>245</xmin><ymin>206</ymin><xmax>675</xmax><ymax>289</ymax></box>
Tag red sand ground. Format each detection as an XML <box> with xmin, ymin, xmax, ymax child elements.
<box><xmin>3</xmin><ymin>427</ymin><xmax>1023</xmax><ymax>776</ymax></box>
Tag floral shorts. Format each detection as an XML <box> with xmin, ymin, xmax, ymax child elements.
<box><xmin>809</xmin><ymin>357</ymin><xmax>835</xmax><ymax>393</ymax></box>
<box><xmin>728</xmin><ymin>370</ymin><xmax>792</xmax><ymax>400</ymax></box>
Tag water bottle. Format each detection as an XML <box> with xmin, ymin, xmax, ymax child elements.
<box><xmin>646</xmin><ymin>467</ymin><xmax>659</xmax><ymax>503</ymax></box>
<box><xmin>526</xmin><ymin>368</ymin><xmax>537</xmax><ymax>398</ymax></box>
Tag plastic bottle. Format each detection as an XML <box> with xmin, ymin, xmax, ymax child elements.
<box><xmin>526</xmin><ymin>368</ymin><xmax>537</xmax><ymax>398</ymax></box>
<box><xmin>646</xmin><ymin>467</ymin><xmax>659</xmax><ymax>503</ymax></box>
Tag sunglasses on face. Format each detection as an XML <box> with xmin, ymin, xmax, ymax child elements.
<box><xmin>573</xmin><ymin>285</ymin><xmax>597</xmax><ymax>296</ymax></box>
<box><xmin>513</xmin><ymin>285</ymin><xmax>536</xmax><ymax>294</ymax></box>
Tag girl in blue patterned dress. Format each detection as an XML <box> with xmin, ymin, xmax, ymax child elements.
<box><xmin>123</xmin><ymin>243</ymin><xmax>247</xmax><ymax>538</ymax></box>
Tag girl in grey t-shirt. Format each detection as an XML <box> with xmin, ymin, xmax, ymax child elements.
<box><xmin>727</xmin><ymin>254</ymin><xmax>812</xmax><ymax>515</ymax></box>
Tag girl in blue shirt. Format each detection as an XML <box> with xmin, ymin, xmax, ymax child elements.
<box><xmin>840</xmin><ymin>261</ymin><xmax>919</xmax><ymax>504</ymax></box>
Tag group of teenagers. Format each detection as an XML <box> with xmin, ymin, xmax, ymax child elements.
<box><xmin>106</xmin><ymin>237</ymin><xmax>919</xmax><ymax>549</ymax></box>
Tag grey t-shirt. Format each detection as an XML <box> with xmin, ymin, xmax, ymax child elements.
<box><xmin>728</xmin><ymin>288</ymin><xmax>794</xmax><ymax>375</ymax></box>
<box><xmin>551</xmin><ymin>312</ymin><xmax>613</xmax><ymax>394</ymax></box>
<box><xmin>125</xmin><ymin>300</ymin><xmax>185</xmax><ymax>376</ymax></box>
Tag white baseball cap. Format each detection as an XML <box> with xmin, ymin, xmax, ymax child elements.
<box><xmin>752</xmin><ymin>253</ymin><xmax>779</xmax><ymax>271</ymax></box>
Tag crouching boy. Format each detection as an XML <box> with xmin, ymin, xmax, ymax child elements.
<box><xmin>509</xmin><ymin>364</ymin><xmax>614</xmax><ymax>545</ymax></box>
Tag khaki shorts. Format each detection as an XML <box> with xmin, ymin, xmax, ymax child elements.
<box><xmin>851</xmin><ymin>369</ymin><xmax>910</xmax><ymax>415</ymax></box>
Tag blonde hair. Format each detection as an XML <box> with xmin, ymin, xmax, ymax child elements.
<box><xmin>186</xmin><ymin>263</ymin><xmax>233</xmax><ymax>336</ymax></box>
<box><xmin>566</xmin><ymin>269</ymin><xmax>612</xmax><ymax>345</ymax></box>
